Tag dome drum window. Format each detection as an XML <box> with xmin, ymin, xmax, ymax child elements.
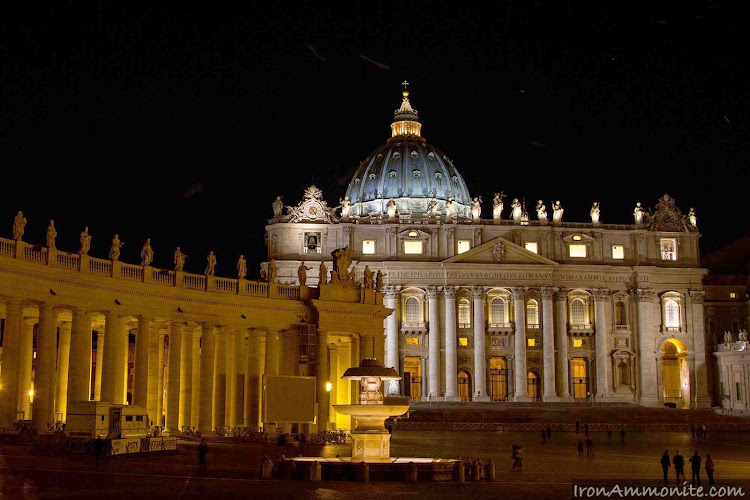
<box><xmin>412</xmin><ymin>169</ymin><xmax>421</xmax><ymax>179</ymax></box>
<box><xmin>388</xmin><ymin>170</ymin><xmax>397</xmax><ymax>179</ymax></box>
<box><xmin>392</xmin><ymin>152</ymin><xmax>401</xmax><ymax>160</ymax></box>
<box><xmin>410</xmin><ymin>151</ymin><xmax>418</xmax><ymax>160</ymax></box>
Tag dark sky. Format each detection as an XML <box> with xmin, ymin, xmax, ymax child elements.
<box><xmin>1</xmin><ymin>1</ymin><xmax>748</xmax><ymax>277</ymax></box>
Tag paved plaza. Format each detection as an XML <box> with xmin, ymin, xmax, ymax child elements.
<box><xmin>2</xmin><ymin>429</ymin><xmax>750</xmax><ymax>499</ymax></box>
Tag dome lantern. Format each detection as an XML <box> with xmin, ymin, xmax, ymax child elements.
<box><xmin>390</xmin><ymin>81</ymin><xmax>423</xmax><ymax>140</ymax></box>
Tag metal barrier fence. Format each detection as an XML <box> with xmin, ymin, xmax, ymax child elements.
<box><xmin>392</xmin><ymin>421</ymin><xmax>750</xmax><ymax>432</ymax></box>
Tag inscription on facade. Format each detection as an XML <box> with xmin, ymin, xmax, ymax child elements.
<box><xmin>386</xmin><ymin>270</ymin><xmax>645</xmax><ymax>282</ymax></box>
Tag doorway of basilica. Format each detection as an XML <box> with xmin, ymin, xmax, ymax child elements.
<box><xmin>661</xmin><ymin>339</ymin><xmax>690</xmax><ymax>408</ymax></box>
<box><xmin>489</xmin><ymin>357</ymin><xmax>508</xmax><ymax>401</ymax></box>
<box><xmin>458</xmin><ymin>370</ymin><xmax>472</xmax><ymax>401</ymax></box>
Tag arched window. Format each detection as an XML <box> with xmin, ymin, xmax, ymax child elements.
<box><xmin>405</xmin><ymin>297</ymin><xmax>420</xmax><ymax>325</ymax></box>
<box><xmin>570</xmin><ymin>298</ymin><xmax>585</xmax><ymax>325</ymax></box>
<box><xmin>526</xmin><ymin>300</ymin><xmax>539</xmax><ymax>328</ymax></box>
<box><xmin>665</xmin><ymin>299</ymin><xmax>680</xmax><ymax>329</ymax></box>
<box><xmin>615</xmin><ymin>302</ymin><xmax>627</xmax><ymax>326</ymax></box>
<box><xmin>490</xmin><ymin>297</ymin><xmax>506</xmax><ymax>325</ymax></box>
<box><xmin>458</xmin><ymin>298</ymin><xmax>471</xmax><ymax>327</ymax></box>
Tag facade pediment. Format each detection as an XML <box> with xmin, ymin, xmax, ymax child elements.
<box><xmin>442</xmin><ymin>236</ymin><xmax>558</xmax><ymax>265</ymax></box>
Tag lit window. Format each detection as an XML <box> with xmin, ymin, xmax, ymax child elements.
<box><xmin>569</xmin><ymin>244</ymin><xmax>587</xmax><ymax>258</ymax></box>
<box><xmin>573</xmin><ymin>339</ymin><xmax>583</xmax><ymax>348</ymax></box>
<box><xmin>408</xmin><ymin>230</ymin><xmax>418</xmax><ymax>237</ymax></box>
<box><xmin>405</xmin><ymin>297</ymin><xmax>420</xmax><ymax>324</ymax></box>
<box><xmin>458</xmin><ymin>337</ymin><xmax>468</xmax><ymax>347</ymax></box>
<box><xmin>665</xmin><ymin>299</ymin><xmax>680</xmax><ymax>329</ymax></box>
<box><xmin>405</xmin><ymin>337</ymin><xmax>420</xmax><ymax>346</ymax></box>
<box><xmin>572</xmin><ymin>234</ymin><xmax>582</xmax><ymax>241</ymax></box>
<box><xmin>527</xmin><ymin>338</ymin><xmax>536</xmax><ymax>347</ymax></box>
<box><xmin>660</xmin><ymin>238</ymin><xmax>677</xmax><ymax>261</ymax></box>
<box><xmin>490</xmin><ymin>297</ymin><xmax>505</xmax><ymax>325</ymax></box>
<box><xmin>457</xmin><ymin>240</ymin><xmax>471</xmax><ymax>254</ymax></box>
<box><xmin>611</xmin><ymin>245</ymin><xmax>624</xmax><ymax>259</ymax></box>
<box><xmin>570</xmin><ymin>299</ymin><xmax>585</xmax><ymax>325</ymax></box>
<box><xmin>404</xmin><ymin>240</ymin><xmax>423</xmax><ymax>254</ymax></box>
<box><xmin>362</xmin><ymin>240</ymin><xmax>376</xmax><ymax>254</ymax></box>
<box><xmin>730</xmin><ymin>292</ymin><xmax>737</xmax><ymax>299</ymax></box>
<box><xmin>458</xmin><ymin>299</ymin><xmax>471</xmax><ymax>327</ymax></box>
<box><xmin>525</xmin><ymin>242</ymin><xmax>538</xmax><ymax>254</ymax></box>
<box><xmin>526</xmin><ymin>300</ymin><xmax>539</xmax><ymax>327</ymax></box>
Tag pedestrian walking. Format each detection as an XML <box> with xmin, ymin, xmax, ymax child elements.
<box><xmin>198</xmin><ymin>439</ymin><xmax>208</xmax><ymax>473</ymax></box>
<box><xmin>577</xmin><ymin>440</ymin><xmax>584</xmax><ymax>458</ymax></box>
<box><xmin>705</xmin><ymin>454</ymin><xmax>715</xmax><ymax>486</ymax></box>
<box><xmin>673</xmin><ymin>451</ymin><xmax>684</xmax><ymax>485</ymax></box>
<box><xmin>546</xmin><ymin>426</ymin><xmax>552</xmax><ymax>441</ymax></box>
<box><xmin>689</xmin><ymin>451</ymin><xmax>701</xmax><ymax>486</ymax></box>
<box><xmin>586</xmin><ymin>437</ymin><xmax>594</xmax><ymax>458</ymax></box>
<box><xmin>661</xmin><ymin>450</ymin><xmax>671</xmax><ymax>484</ymax></box>
<box><xmin>702</xmin><ymin>425</ymin><xmax>707</xmax><ymax>438</ymax></box>
<box><xmin>541</xmin><ymin>429</ymin><xmax>546</xmax><ymax>444</ymax></box>
<box><xmin>576</xmin><ymin>420</ymin><xmax>580</xmax><ymax>434</ymax></box>
<box><xmin>620</xmin><ymin>428</ymin><xmax>626</xmax><ymax>446</ymax></box>
<box><xmin>511</xmin><ymin>444</ymin><xmax>523</xmax><ymax>470</ymax></box>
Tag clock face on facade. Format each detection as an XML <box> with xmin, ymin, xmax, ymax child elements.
<box><xmin>303</xmin><ymin>200</ymin><xmax>322</xmax><ymax>219</ymax></box>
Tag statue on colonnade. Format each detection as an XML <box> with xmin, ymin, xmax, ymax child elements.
<box><xmin>492</xmin><ymin>193</ymin><xmax>504</xmax><ymax>220</ymax></box>
<box><xmin>536</xmin><ymin>200</ymin><xmax>547</xmax><ymax>222</ymax></box>
<box><xmin>173</xmin><ymin>247</ymin><xmax>186</xmax><ymax>272</ymax></box>
<box><xmin>330</xmin><ymin>246</ymin><xmax>354</xmax><ymax>283</ymax></box>
<box><xmin>268</xmin><ymin>259</ymin><xmax>278</xmax><ymax>283</ymax></box>
<box><xmin>362</xmin><ymin>265</ymin><xmax>374</xmax><ymax>289</ymax></box>
<box><xmin>634</xmin><ymin>203</ymin><xmax>644</xmax><ymax>225</ymax></box>
<box><xmin>204</xmin><ymin>251</ymin><xmax>217</xmax><ymax>276</ymax></box>
<box><xmin>13</xmin><ymin>211</ymin><xmax>27</xmax><ymax>241</ymax></box>
<box><xmin>46</xmin><ymin>220</ymin><xmax>57</xmax><ymax>249</ymax></box>
<box><xmin>318</xmin><ymin>260</ymin><xmax>328</xmax><ymax>286</ymax></box>
<box><xmin>511</xmin><ymin>198</ymin><xmax>522</xmax><ymax>221</ymax></box>
<box><xmin>298</xmin><ymin>261</ymin><xmax>312</xmax><ymax>286</ymax></box>
<box><xmin>237</xmin><ymin>255</ymin><xmax>247</xmax><ymax>280</ymax></box>
<box><xmin>140</xmin><ymin>238</ymin><xmax>154</xmax><ymax>266</ymax></box>
<box><xmin>109</xmin><ymin>234</ymin><xmax>124</xmax><ymax>261</ymax></box>
<box><xmin>375</xmin><ymin>270</ymin><xmax>384</xmax><ymax>292</ymax></box>
<box><xmin>79</xmin><ymin>227</ymin><xmax>92</xmax><ymax>255</ymax></box>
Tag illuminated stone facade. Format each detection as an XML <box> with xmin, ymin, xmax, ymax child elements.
<box><xmin>266</xmin><ymin>87</ymin><xmax>711</xmax><ymax>409</ymax></box>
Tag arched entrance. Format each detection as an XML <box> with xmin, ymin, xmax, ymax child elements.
<box><xmin>489</xmin><ymin>357</ymin><xmax>508</xmax><ymax>401</ymax></box>
<box><xmin>458</xmin><ymin>370</ymin><xmax>472</xmax><ymax>402</ymax></box>
<box><xmin>403</xmin><ymin>356</ymin><xmax>422</xmax><ymax>400</ymax></box>
<box><xmin>527</xmin><ymin>371</ymin><xmax>540</xmax><ymax>401</ymax></box>
<box><xmin>661</xmin><ymin>338</ymin><xmax>690</xmax><ymax>408</ymax></box>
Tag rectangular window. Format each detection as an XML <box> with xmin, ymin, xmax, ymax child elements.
<box><xmin>573</xmin><ymin>339</ymin><xmax>583</xmax><ymax>348</ymax></box>
<box><xmin>125</xmin><ymin>416</ymin><xmax>133</xmax><ymax>422</ymax></box>
<box><xmin>611</xmin><ymin>245</ymin><xmax>625</xmax><ymax>259</ymax></box>
<box><xmin>569</xmin><ymin>244</ymin><xmax>587</xmax><ymax>258</ymax></box>
<box><xmin>527</xmin><ymin>338</ymin><xmax>536</xmax><ymax>347</ymax></box>
<box><xmin>524</xmin><ymin>242</ymin><xmax>538</xmax><ymax>254</ymax></box>
<box><xmin>458</xmin><ymin>337</ymin><xmax>468</xmax><ymax>347</ymax></box>
<box><xmin>303</xmin><ymin>232</ymin><xmax>322</xmax><ymax>254</ymax></box>
<box><xmin>405</xmin><ymin>337</ymin><xmax>419</xmax><ymax>346</ymax></box>
<box><xmin>362</xmin><ymin>240</ymin><xmax>376</xmax><ymax>254</ymax></box>
<box><xmin>404</xmin><ymin>240</ymin><xmax>423</xmax><ymax>255</ymax></box>
<box><xmin>660</xmin><ymin>238</ymin><xmax>677</xmax><ymax>261</ymax></box>
<box><xmin>136</xmin><ymin>416</ymin><xmax>143</xmax><ymax>421</ymax></box>
<box><xmin>730</xmin><ymin>292</ymin><xmax>737</xmax><ymax>299</ymax></box>
<box><xmin>457</xmin><ymin>240</ymin><xmax>471</xmax><ymax>254</ymax></box>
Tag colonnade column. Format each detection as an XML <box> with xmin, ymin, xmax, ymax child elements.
<box><xmin>511</xmin><ymin>287</ymin><xmax>529</xmax><ymax>402</ymax></box>
<box><xmin>421</xmin><ymin>356</ymin><xmax>429</xmax><ymax>400</ymax></box>
<box><xmin>133</xmin><ymin>315</ymin><xmax>150</xmax><ymax>409</ymax></box>
<box><xmin>541</xmin><ymin>287</ymin><xmax>559</xmax><ymax>401</ymax></box>
<box><xmin>94</xmin><ymin>332</ymin><xmax>104</xmax><ymax>401</ymax></box>
<box><xmin>472</xmin><ymin>286</ymin><xmax>489</xmax><ymax>401</ymax></box>
<box><xmin>197</xmin><ymin>325</ymin><xmax>216</xmax><ymax>435</ymax></box>
<box><xmin>190</xmin><ymin>331</ymin><xmax>201</xmax><ymax>428</ymax></box>
<box><xmin>316</xmin><ymin>330</ymin><xmax>329</xmax><ymax>431</ymax></box>
<box><xmin>443</xmin><ymin>286</ymin><xmax>460</xmax><ymax>401</ymax></box>
<box><xmin>592</xmin><ymin>288</ymin><xmax>612</xmax><ymax>398</ymax></box>
<box><xmin>146</xmin><ymin>325</ymin><xmax>161</xmax><ymax>425</ymax></box>
<box><xmin>383</xmin><ymin>286</ymin><xmax>400</xmax><ymax>396</ymax></box>
<box><xmin>689</xmin><ymin>290</ymin><xmax>711</xmax><ymax>408</ymax></box>
<box><xmin>17</xmin><ymin>315</ymin><xmax>35</xmax><ymax>419</ymax></box>
<box><xmin>165</xmin><ymin>323</ymin><xmax>182</xmax><ymax>434</ymax></box>
<box><xmin>33</xmin><ymin>303</ymin><xmax>58</xmax><ymax>430</ymax></box>
<box><xmin>100</xmin><ymin>313</ymin><xmax>126</xmax><ymax>405</ymax></box>
<box><xmin>156</xmin><ymin>328</ymin><xmax>166</xmax><ymax>426</ymax></box>
<box><xmin>426</xmin><ymin>286</ymin><xmax>441</xmax><ymax>399</ymax></box>
<box><xmin>245</xmin><ymin>330</ymin><xmax>263</xmax><ymax>429</ymax></box>
<box><xmin>0</xmin><ymin>301</ymin><xmax>22</xmax><ymax>427</ymax></box>
<box><xmin>264</xmin><ymin>330</ymin><xmax>280</xmax><ymax>376</ymax></box>
<box><xmin>55</xmin><ymin>321</ymin><xmax>72</xmax><ymax>421</ymax></box>
<box><xmin>179</xmin><ymin>326</ymin><xmax>195</xmax><ymax>428</ymax></box>
<box><xmin>67</xmin><ymin>309</ymin><xmax>93</xmax><ymax>410</ymax></box>
<box><xmin>225</xmin><ymin>331</ymin><xmax>237</xmax><ymax>427</ymax></box>
<box><xmin>555</xmin><ymin>291</ymin><xmax>571</xmax><ymax>400</ymax></box>
<box><xmin>213</xmin><ymin>329</ymin><xmax>226</xmax><ymax>428</ymax></box>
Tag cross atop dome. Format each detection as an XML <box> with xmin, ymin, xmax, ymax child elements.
<box><xmin>391</xmin><ymin>82</ymin><xmax>421</xmax><ymax>139</ymax></box>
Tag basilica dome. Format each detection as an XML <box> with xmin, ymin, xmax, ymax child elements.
<box><xmin>344</xmin><ymin>87</ymin><xmax>472</xmax><ymax>217</ymax></box>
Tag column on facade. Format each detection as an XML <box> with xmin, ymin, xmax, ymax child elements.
<box><xmin>146</xmin><ymin>325</ymin><xmax>161</xmax><ymax>425</ymax></box>
<box><xmin>592</xmin><ymin>288</ymin><xmax>612</xmax><ymax>398</ymax></box>
<box><xmin>0</xmin><ymin>301</ymin><xmax>22</xmax><ymax>427</ymax></box>
<box><xmin>472</xmin><ymin>286</ymin><xmax>489</xmax><ymax>401</ymax></box>
<box><xmin>540</xmin><ymin>287</ymin><xmax>559</xmax><ymax>401</ymax></box>
<box><xmin>328</xmin><ymin>345</ymin><xmax>339</xmax><ymax>424</ymax></box>
<box><xmin>213</xmin><ymin>329</ymin><xmax>226</xmax><ymax>428</ymax></box>
<box><xmin>67</xmin><ymin>309</ymin><xmax>93</xmax><ymax>410</ymax></box>
<box><xmin>17</xmin><ymin>315</ymin><xmax>35</xmax><ymax>419</ymax></box>
<box><xmin>555</xmin><ymin>292</ymin><xmax>571</xmax><ymax>400</ymax></box>
<box><xmin>133</xmin><ymin>315</ymin><xmax>150</xmax><ymax>410</ymax></box>
<box><xmin>426</xmin><ymin>286</ymin><xmax>441</xmax><ymax>399</ymax></box>
<box><xmin>421</xmin><ymin>356</ymin><xmax>429</xmax><ymax>399</ymax></box>
<box><xmin>443</xmin><ymin>286</ymin><xmax>460</xmax><ymax>401</ymax></box>
<box><xmin>245</xmin><ymin>330</ymin><xmax>263</xmax><ymax>429</ymax></box>
<box><xmin>511</xmin><ymin>287</ymin><xmax>529</xmax><ymax>401</ymax></box>
<box><xmin>94</xmin><ymin>332</ymin><xmax>104</xmax><ymax>401</ymax></box>
<box><xmin>224</xmin><ymin>331</ymin><xmax>237</xmax><ymax>427</ymax></box>
<box><xmin>689</xmin><ymin>290</ymin><xmax>711</xmax><ymax>408</ymax></box>
<box><xmin>316</xmin><ymin>329</ymin><xmax>329</xmax><ymax>430</ymax></box>
<box><xmin>165</xmin><ymin>322</ymin><xmax>182</xmax><ymax>434</ymax></box>
<box><xmin>190</xmin><ymin>331</ymin><xmax>201</xmax><ymax>428</ymax></box>
<box><xmin>179</xmin><ymin>326</ymin><xmax>195</xmax><ymax>428</ymax></box>
<box><xmin>101</xmin><ymin>313</ymin><xmax>127</xmax><ymax>405</ymax></box>
<box><xmin>264</xmin><ymin>330</ymin><xmax>280</xmax><ymax>376</ymax></box>
<box><xmin>33</xmin><ymin>304</ymin><xmax>58</xmax><ymax>430</ymax></box>
<box><xmin>383</xmin><ymin>286</ymin><xmax>400</xmax><ymax>396</ymax></box>
<box><xmin>633</xmin><ymin>289</ymin><xmax>659</xmax><ymax>406</ymax></box>
<box><xmin>55</xmin><ymin>321</ymin><xmax>72</xmax><ymax>421</ymax></box>
<box><xmin>197</xmin><ymin>325</ymin><xmax>216</xmax><ymax>434</ymax></box>
<box><xmin>156</xmin><ymin>328</ymin><xmax>165</xmax><ymax>426</ymax></box>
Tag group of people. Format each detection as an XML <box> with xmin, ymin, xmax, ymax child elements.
<box><xmin>691</xmin><ymin>424</ymin><xmax>709</xmax><ymax>439</ymax></box>
<box><xmin>661</xmin><ymin>450</ymin><xmax>715</xmax><ymax>486</ymax></box>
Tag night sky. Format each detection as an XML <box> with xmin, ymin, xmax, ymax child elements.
<box><xmin>1</xmin><ymin>1</ymin><xmax>748</xmax><ymax>277</ymax></box>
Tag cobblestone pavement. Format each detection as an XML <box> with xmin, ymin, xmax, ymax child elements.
<box><xmin>1</xmin><ymin>430</ymin><xmax>750</xmax><ymax>499</ymax></box>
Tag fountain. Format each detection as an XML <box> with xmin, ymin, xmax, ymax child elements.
<box><xmin>333</xmin><ymin>358</ymin><xmax>409</xmax><ymax>461</ymax></box>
